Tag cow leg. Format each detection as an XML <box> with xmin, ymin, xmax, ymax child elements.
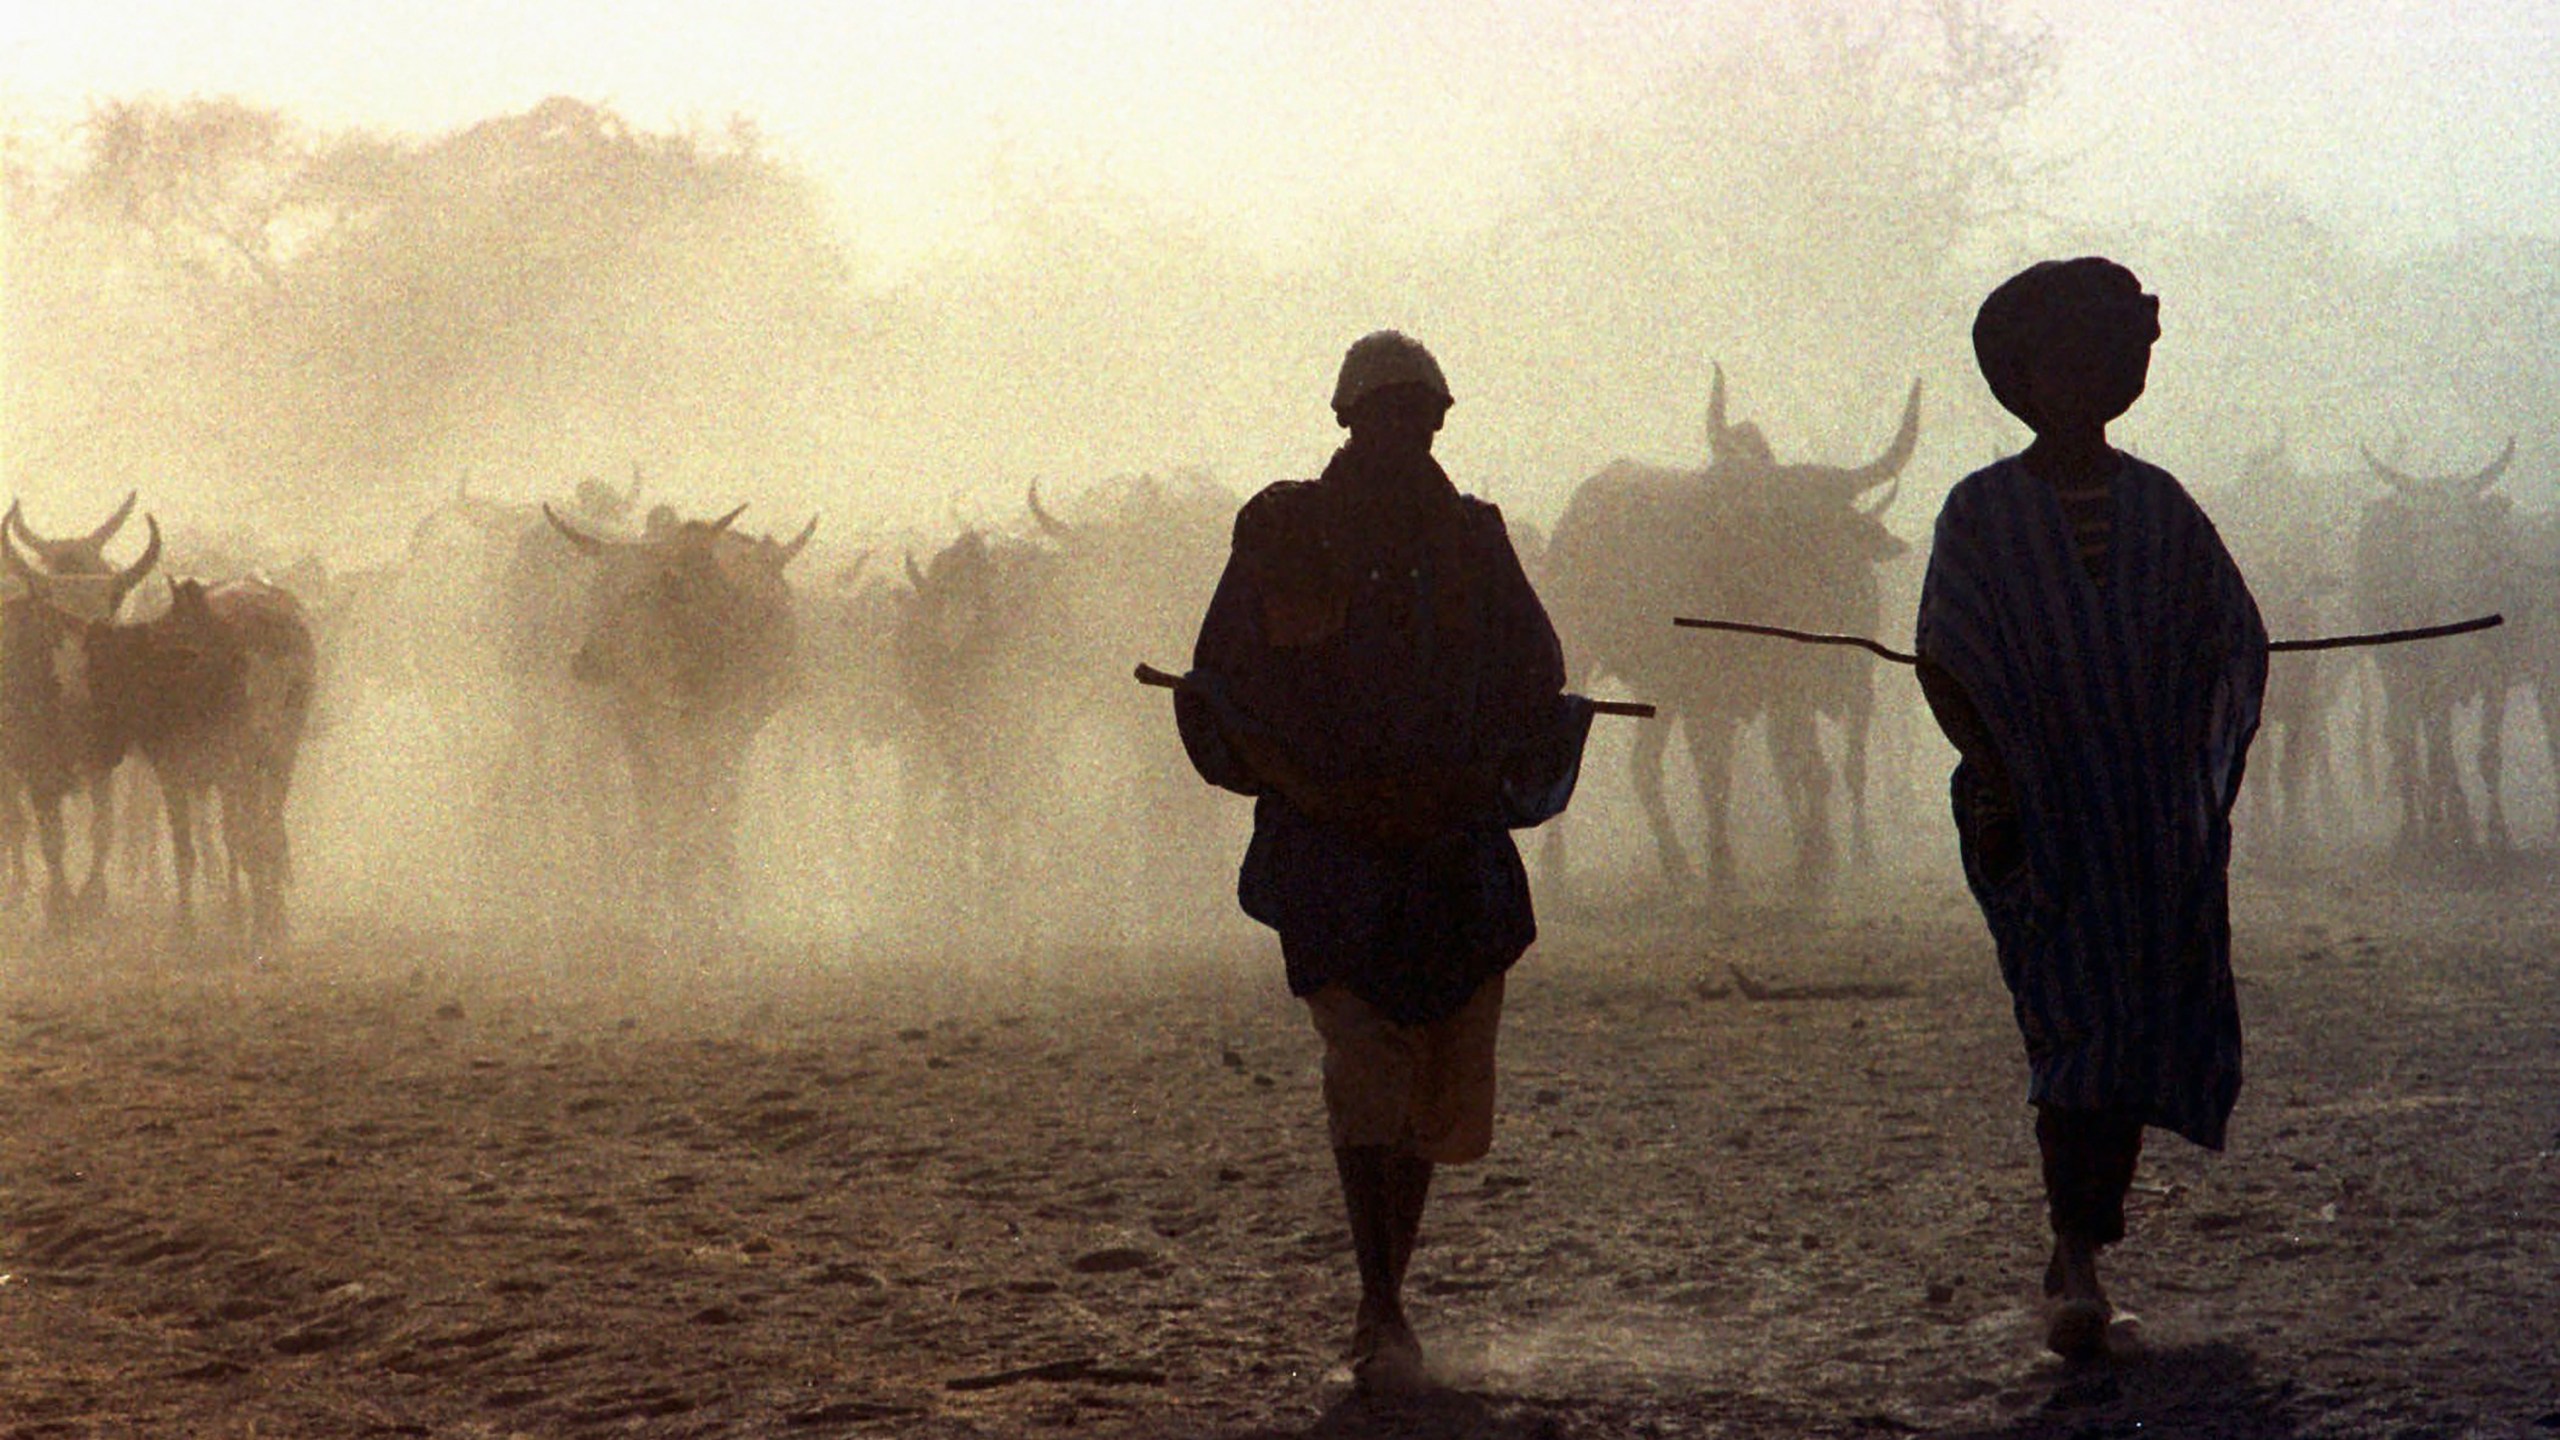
<box><xmin>1683</xmin><ymin>714</ymin><xmax>1740</xmax><ymax>896</ymax></box>
<box><xmin>227</xmin><ymin>776</ymin><xmax>287</xmax><ymax>960</ymax></box>
<box><xmin>1840</xmin><ymin>701</ymin><xmax>1875</xmax><ymax>872</ymax></box>
<box><xmin>2273</xmin><ymin>716</ymin><xmax>2311</xmax><ymax>857</ymax></box>
<box><xmin>2382</xmin><ymin>694</ymin><xmax>2419</xmax><ymax>849</ymax></box>
<box><xmin>1766</xmin><ymin>705</ymin><xmax>1833</xmax><ymax>894</ymax></box>
<box><xmin>702</xmin><ymin>745</ymin><xmax>748</xmax><ymax>921</ymax></box>
<box><xmin>77</xmin><ymin>771</ymin><xmax>114</xmax><ymax>920</ymax></box>
<box><xmin>2479</xmin><ymin>688</ymin><xmax>2511</xmax><ymax>852</ymax></box>
<box><xmin>2540</xmin><ymin>684</ymin><xmax>2560</xmax><ymax>847</ymax></box>
<box><xmin>1</xmin><ymin>780</ymin><xmax>24</xmax><ymax>909</ymax></box>
<box><xmin>223</xmin><ymin>788</ymin><xmax>248</xmax><ymax>924</ymax></box>
<box><xmin>1536</xmin><ymin>815</ymin><xmax>1570</xmax><ymax>904</ymax></box>
<box><xmin>2427</xmin><ymin>710</ymin><xmax>2470</xmax><ymax>850</ymax></box>
<box><xmin>258</xmin><ymin>785</ymin><xmax>291</xmax><ymax>956</ymax></box>
<box><xmin>165</xmin><ymin>782</ymin><xmax>199</xmax><ymax>947</ymax></box>
<box><xmin>1627</xmin><ymin>715</ymin><xmax>1690</xmax><ymax>887</ymax></box>
<box><xmin>32</xmin><ymin>788</ymin><xmax>74</xmax><ymax>935</ymax></box>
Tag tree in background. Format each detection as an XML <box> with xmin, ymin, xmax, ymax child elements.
<box><xmin>1454</xmin><ymin>0</ymin><xmax>2058</xmax><ymax>492</ymax></box>
<box><xmin>2089</xmin><ymin>182</ymin><xmax>2560</xmax><ymax>489</ymax></box>
<box><xmin>9</xmin><ymin>95</ymin><xmax>865</xmax><ymax>547</ymax></box>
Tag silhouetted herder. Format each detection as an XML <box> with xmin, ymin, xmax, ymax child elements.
<box><xmin>1174</xmin><ymin>332</ymin><xmax>1591</xmax><ymax>1395</ymax></box>
<box><xmin>1915</xmin><ymin>260</ymin><xmax>2266</xmax><ymax>1363</ymax></box>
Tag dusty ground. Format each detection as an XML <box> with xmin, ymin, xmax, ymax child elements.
<box><xmin>1</xmin><ymin>867</ymin><xmax>2555</xmax><ymax>1439</ymax></box>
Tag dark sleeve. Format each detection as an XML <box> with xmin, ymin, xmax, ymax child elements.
<box><xmin>1916</xmin><ymin>656</ymin><xmax>2007</xmax><ymax>789</ymax></box>
<box><xmin>1173</xmin><ymin>527</ymin><xmax>1268</xmax><ymax>798</ymax></box>
<box><xmin>1474</xmin><ymin>503</ymin><xmax>1589</xmax><ymax>828</ymax></box>
<box><xmin>1479</xmin><ymin>502</ymin><xmax>1568</xmax><ymax>723</ymax></box>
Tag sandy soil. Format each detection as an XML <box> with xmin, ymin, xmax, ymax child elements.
<box><xmin>1</xmin><ymin>868</ymin><xmax>2555</xmax><ymax>1439</ymax></box>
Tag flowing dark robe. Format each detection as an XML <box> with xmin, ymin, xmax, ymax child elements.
<box><xmin>1916</xmin><ymin>455</ymin><xmax>2266</xmax><ymax>1148</ymax></box>
<box><xmin>1176</xmin><ymin>447</ymin><xmax>1588</xmax><ymax>1026</ymax></box>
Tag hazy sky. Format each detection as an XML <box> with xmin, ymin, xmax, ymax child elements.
<box><xmin>7</xmin><ymin>0</ymin><xmax>2557</xmax><ymax>271</ymax></box>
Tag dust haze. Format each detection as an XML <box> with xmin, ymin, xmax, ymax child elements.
<box><xmin>6</xmin><ymin>4</ymin><xmax>2557</xmax><ymax>961</ymax></box>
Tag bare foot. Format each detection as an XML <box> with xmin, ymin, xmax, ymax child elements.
<box><xmin>1350</xmin><ymin>1296</ymin><xmax>1432</xmax><ymax>1396</ymax></box>
<box><xmin>2042</xmin><ymin>1237</ymin><xmax>2112</xmax><ymax>1362</ymax></box>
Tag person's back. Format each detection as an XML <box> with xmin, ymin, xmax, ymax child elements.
<box><xmin>1174</xmin><ymin>331</ymin><xmax>1588</xmax><ymax>1394</ymax></box>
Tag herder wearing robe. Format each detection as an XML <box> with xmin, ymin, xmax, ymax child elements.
<box><xmin>1914</xmin><ymin>259</ymin><xmax>2267</xmax><ymax>1363</ymax></box>
<box><xmin>1175</xmin><ymin>331</ymin><xmax>1590</xmax><ymax>1395</ymax></box>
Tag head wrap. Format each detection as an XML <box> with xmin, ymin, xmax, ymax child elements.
<box><xmin>1973</xmin><ymin>258</ymin><xmax>2160</xmax><ymax>429</ymax></box>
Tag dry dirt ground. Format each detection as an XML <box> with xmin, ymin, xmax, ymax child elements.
<box><xmin>1</xmin><ymin>868</ymin><xmax>2554</xmax><ymax>1439</ymax></box>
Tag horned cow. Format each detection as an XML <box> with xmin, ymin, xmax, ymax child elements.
<box><xmin>1542</xmin><ymin>367</ymin><xmax>1919</xmax><ymax>897</ymax></box>
<box><xmin>85</xmin><ymin>577</ymin><xmax>317</xmax><ymax>955</ymax></box>
<box><xmin>544</xmin><ymin>502</ymin><xmax>815</xmax><ymax>926</ymax></box>
<box><xmin>2351</xmin><ymin>439</ymin><xmax>2526</xmax><ymax>853</ymax></box>
<box><xmin>0</xmin><ymin>495</ymin><xmax>158</xmax><ymax>934</ymax></box>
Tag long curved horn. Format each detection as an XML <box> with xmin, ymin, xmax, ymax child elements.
<box><xmin>2461</xmin><ymin>437</ymin><xmax>2517</xmax><ymax>494</ymax></box>
<box><xmin>5</xmin><ymin>498</ymin><xmax>60</xmax><ymax>561</ymax></box>
<box><xmin>85</xmin><ymin>491</ymin><xmax>138</xmax><ymax>551</ymax></box>
<box><xmin>708</xmin><ymin>503</ymin><xmax>749</xmax><ymax>534</ymax></box>
<box><xmin>2360</xmin><ymin>444</ymin><xmax>2419</xmax><ymax>492</ymax></box>
<box><xmin>105</xmin><ymin>515</ymin><xmax>162</xmax><ymax>616</ymax></box>
<box><xmin>1027</xmin><ymin>483</ymin><xmax>1072</xmax><ymax>540</ymax></box>
<box><xmin>0</xmin><ymin>505</ymin><xmax>44</xmax><ymax>595</ymax></box>
<box><xmin>904</xmin><ymin>551</ymin><xmax>927</xmax><ymax>591</ymax></box>
<box><xmin>2</xmin><ymin>500</ymin><xmax>91</xmax><ymax>570</ymax></box>
<box><xmin>1859</xmin><ymin>476</ymin><xmax>1902</xmax><ymax>518</ymax></box>
<box><xmin>777</xmin><ymin>515</ymin><xmax>819</xmax><ymax>565</ymax></box>
<box><xmin>543</xmin><ymin>503</ymin><xmax>610</xmax><ymax>557</ymax></box>
<box><xmin>1844</xmin><ymin>379</ymin><xmax>1923</xmax><ymax>492</ymax></box>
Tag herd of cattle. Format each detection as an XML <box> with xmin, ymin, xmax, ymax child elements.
<box><xmin>1</xmin><ymin>377</ymin><xmax>2550</xmax><ymax>957</ymax></box>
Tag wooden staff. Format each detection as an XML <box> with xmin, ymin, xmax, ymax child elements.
<box><xmin>1134</xmin><ymin>663</ymin><xmax>1656</xmax><ymax>718</ymax></box>
<box><xmin>1670</xmin><ymin>613</ymin><xmax>2504</xmax><ymax>664</ymax></box>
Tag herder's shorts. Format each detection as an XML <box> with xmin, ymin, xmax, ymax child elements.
<box><xmin>1304</xmin><ymin>973</ymin><xmax>1505</xmax><ymax>1164</ymax></box>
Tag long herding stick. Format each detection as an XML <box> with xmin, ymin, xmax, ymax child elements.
<box><xmin>1669</xmin><ymin>613</ymin><xmax>2504</xmax><ymax>665</ymax></box>
<box><xmin>1134</xmin><ymin>662</ymin><xmax>1657</xmax><ymax>718</ymax></box>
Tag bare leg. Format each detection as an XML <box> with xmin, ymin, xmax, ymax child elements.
<box><xmin>2035</xmin><ymin>1105</ymin><xmax>2143</xmax><ymax>1362</ymax></box>
<box><xmin>1335</xmin><ymin>1146</ymin><xmax>1429</xmax><ymax>1394</ymax></box>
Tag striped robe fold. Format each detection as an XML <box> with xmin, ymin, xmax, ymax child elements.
<box><xmin>1916</xmin><ymin>456</ymin><xmax>2267</xmax><ymax>1149</ymax></box>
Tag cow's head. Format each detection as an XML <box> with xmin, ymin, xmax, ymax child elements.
<box><xmin>548</xmin><ymin>502</ymin><xmax>811</xmax><ymax>714</ymax></box>
<box><xmin>1703</xmin><ymin>365</ymin><xmax>1919</xmax><ymax>565</ymax></box>
<box><xmin>2</xmin><ymin>503</ymin><xmax>163</xmax><ymax>717</ymax></box>
<box><xmin>5</xmin><ymin>492</ymin><xmax>139</xmax><ymax>577</ymax></box>
<box><xmin>2</xmin><ymin>502</ymin><xmax>163</xmax><ymax>624</ymax></box>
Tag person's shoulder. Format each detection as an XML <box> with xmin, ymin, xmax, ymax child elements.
<box><xmin>1231</xmin><ymin>479</ymin><xmax>1329</xmax><ymax>553</ymax></box>
<box><xmin>2117</xmin><ymin>455</ymin><xmax>2217</xmax><ymax>528</ymax></box>
<box><xmin>1935</xmin><ymin>457</ymin><xmax>2022</xmax><ymax>524</ymax></box>
<box><xmin>1453</xmin><ymin>490</ymin><xmax>1509</xmax><ymax>535</ymax></box>
<box><xmin>2119</xmin><ymin>453</ymin><xmax>2188</xmax><ymax>496</ymax></box>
